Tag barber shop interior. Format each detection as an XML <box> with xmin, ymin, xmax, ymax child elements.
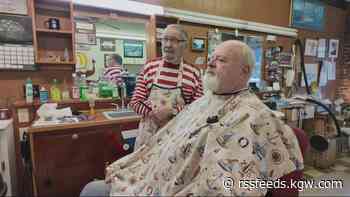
<box><xmin>2</xmin><ymin>0</ymin><xmax>350</xmax><ymax>196</ymax></box>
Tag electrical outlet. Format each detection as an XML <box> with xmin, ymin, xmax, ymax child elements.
<box><xmin>19</xmin><ymin>127</ymin><xmax>28</xmax><ymax>141</ymax></box>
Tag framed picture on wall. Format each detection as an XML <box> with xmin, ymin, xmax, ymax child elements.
<box><xmin>100</xmin><ymin>38</ymin><xmax>116</xmax><ymax>52</ymax></box>
<box><xmin>291</xmin><ymin>0</ymin><xmax>325</xmax><ymax>31</ymax></box>
<box><xmin>123</xmin><ymin>40</ymin><xmax>143</xmax><ymax>58</ymax></box>
<box><xmin>191</xmin><ymin>37</ymin><xmax>206</xmax><ymax>52</ymax></box>
<box><xmin>329</xmin><ymin>39</ymin><xmax>339</xmax><ymax>58</ymax></box>
<box><xmin>104</xmin><ymin>54</ymin><xmax>113</xmax><ymax>67</ymax></box>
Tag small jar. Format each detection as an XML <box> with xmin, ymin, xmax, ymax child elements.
<box><xmin>0</xmin><ymin>108</ymin><xmax>10</xmax><ymax>120</ymax></box>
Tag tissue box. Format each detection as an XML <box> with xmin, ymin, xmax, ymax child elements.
<box><xmin>121</xmin><ymin>129</ymin><xmax>138</xmax><ymax>152</ymax></box>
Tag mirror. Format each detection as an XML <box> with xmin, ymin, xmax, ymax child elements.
<box><xmin>74</xmin><ymin>16</ymin><xmax>147</xmax><ymax>81</ymax></box>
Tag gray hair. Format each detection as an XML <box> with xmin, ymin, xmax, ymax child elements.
<box><xmin>241</xmin><ymin>43</ymin><xmax>255</xmax><ymax>78</ymax></box>
<box><xmin>165</xmin><ymin>24</ymin><xmax>189</xmax><ymax>42</ymax></box>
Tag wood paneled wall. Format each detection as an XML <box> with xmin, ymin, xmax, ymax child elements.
<box><xmin>136</xmin><ymin>0</ymin><xmax>291</xmax><ymax>27</ymax></box>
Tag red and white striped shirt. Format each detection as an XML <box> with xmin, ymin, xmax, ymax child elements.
<box><xmin>129</xmin><ymin>58</ymin><xmax>203</xmax><ymax>116</ymax></box>
<box><xmin>104</xmin><ymin>65</ymin><xmax>123</xmax><ymax>85</ymax></box>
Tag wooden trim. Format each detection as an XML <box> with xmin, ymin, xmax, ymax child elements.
<box><xmin>28</xmin><ymin>113</ymin><xmax>141</xmax><ymax>133</ymax></box>
<box><xmin>146</xmin><ymin>15</ymin><xmax>157</xmax><ymax>60</ymax></box>
<box><xmin>73</xmin><ymin>9</ymin><xmax>149</xmax><ymax>24</ymax></box>
<box><xmin>29</xmin><ymin>134</ymin><xmax>38</xmax><ymax>197</ymax></box>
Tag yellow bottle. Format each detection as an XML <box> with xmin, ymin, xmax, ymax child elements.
<box><xmin>50</xmin><ymin>79</ymin><xmax>61</xmax><ymax>102</ymax></box>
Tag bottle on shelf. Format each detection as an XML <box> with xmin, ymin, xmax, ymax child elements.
<box><xmin>111</xmin><ymin>82</ymin><xmax>119</xmax><ymax>101</ymax></box>
<box><xmin>39</xmin><ymin>86</ymin><xmax>49</xmax><ymax>104</ymax></box>
<box><xmin>79</xmin><ymin>74</ymin><xmax>88</xmax><ymax>101</ymax></box>
<box><xmin>64</xmin><ymin>48</ymin><xmax>69</xmax><ymax>62</ymax></box>
<box><xmin>62</xmin><ymin>78</ymin><xmax>70</xmax><ymax>101</ymax></box>
<box><xmin>71</xmin><ymin>73</ymin><xmax>80</xmax><ymax>99</ymax></box>
<box><xmin>50</xmin><ymin>79</ymin><xmax>61</xmax><ymax>102</ymax></box>
<box><xmin>25</xmin><ymin>78</ymin><xmax>33</xmax><ymax>103</ymax></box>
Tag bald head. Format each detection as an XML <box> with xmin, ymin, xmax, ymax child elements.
<box><xmin>204</xmin><ymin>40</ymin><xmax>255</xmax><ymax>94</ymax></box>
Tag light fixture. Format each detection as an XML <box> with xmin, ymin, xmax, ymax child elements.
<box><xmin>73</xmin><ymin>0</ymin><xmax>164</xmax><ymax>16</ymax></box>
<box><xmin>164</xmin><ymin>8</ymin><xmax>297</xmax><ymax>37</ymax></box>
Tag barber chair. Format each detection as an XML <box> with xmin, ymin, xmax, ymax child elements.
<box><xmin>265</xmin><ymin>127</ymin><xmax>310</xmax><ymax>197</ymax></box>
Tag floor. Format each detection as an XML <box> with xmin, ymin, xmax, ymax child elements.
<box><xmin>301</xmin><ymin>155</ymin><xmax>350</xmax><ymax>196</ymax></box>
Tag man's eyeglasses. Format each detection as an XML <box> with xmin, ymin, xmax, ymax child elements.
<box><xmin>161</xmin><ymin>37</ymin><xmax>186</xmax><ymax>44</ymax></box>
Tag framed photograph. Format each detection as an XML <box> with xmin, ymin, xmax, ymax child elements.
<box><xmin>291</xmin><ymin>0</ymin><xmax>325</xmax><ymax>31</ymax></box>
<box><xmin>317</xmin><ymin>38</ymin><xmax>327</xmax><ymax>58</ymax></box>
<box><xmin>0</xmin><ymin>14</ymin><xmax>33</xmax><ymax>44</ymax></box>
<box><xmin>0</xmin><ymin>0</ymin><xmax>27</xmax><ymax>15</ymax></box>
<box><xmin>100</xmin><ymin>38</ymin><xmax>116</xmax><ymax>52</ymax></box>
<box><xmin>304</xmin><ymin>39</ymin><xmax>318</xmax><ymax>57</ymax></box>
<box><xmin>123</xmin><ymin>40</ymin><xmax>144</xmax><ymax>58</ymax></box>
<box><xmin>191</xmin><ymin>37</ymin><xmax>206</xmax><ymax>52</ymax></box>
<box><xmin>76</xmin><ymin>33</ymin><xmax>96</xmax><ymax>45</ymax></box>
<box><xmin>104</xmin><ymin>54</ymin><xmax>113</xmax><ymax>67</ymax></box>
<box><xmin>329</xmin><ymin>39</ymin><xmax>339</xmax><ymax>58</ymax></box>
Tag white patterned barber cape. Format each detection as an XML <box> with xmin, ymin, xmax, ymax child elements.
<box><xmin>106</xmin><ymin>90</ymin><xmax>303</xmax><ymax>196</ymax></box>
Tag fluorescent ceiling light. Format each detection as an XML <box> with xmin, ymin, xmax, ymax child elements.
<box><xmin>164</xmin><ymin>8</ymin><xmax>297</xmax><ymax>37</ymax></box>
<box><xmin>73</xmin><ymin>0</ymin><xmax>164</xmax><ymax>16</ymax></box>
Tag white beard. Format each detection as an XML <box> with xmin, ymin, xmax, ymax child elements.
<box><xmin>203</xmin><ymin>72</ymin><xmax>219</xmax><ymax>92</ymax></box>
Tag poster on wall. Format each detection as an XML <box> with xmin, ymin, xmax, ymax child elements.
<box><xmin>301</xmin><ymin>63</ymin><xmax>318</xmax><ymax>87</ymax></box>
<box><xmin>123</xmin><ymin>40</ymin><xmax>143</xmax><ymax>58</ymax></box>
<box><xmin>75</xmin><ymin>21</ymin><xmax>96</xmax><ymax>45</ymax></box>
<box><xmin>0</xmin><ymin>0</ymin><xmax>27</xmax><ymax>15</ymax></box>
<box><xmin>291</xmin><ymin>0</ymin><xmax>325</xmax><ymax>31</ymax></box>
<box><xmin>317</xmin><ymin>39</ymin><xmax>327</xmax><ymax>58</ymax></box>
<box><xmin>100</xmin><ymin>38</ymin><xmax>116</xmax><ymax>52</ymax></box>
<box><xmin>104</xmin><ymin>54</ymin><xmax>113</xmax><ymax>67</ymax></box>
<box><xmin>328</xmin><ymin>39</ymin><xmax>339</xmax><ymax>58</ymax></box>
<box><xmin>304</xmin><ymin>39</ymin><xmax>318</xmax><ymax>57</ymax></box>
<box><xmin>0</xmin><ymin>14</ymin><xmax>33</xmax><ymax>43</ymax></box>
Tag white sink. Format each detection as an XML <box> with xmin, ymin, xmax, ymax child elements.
<box><xmin>103</xmin><ymin>110</ymin><xmax>137</xmax><ymax>120</ymax></box>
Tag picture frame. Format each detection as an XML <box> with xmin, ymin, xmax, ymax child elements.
<box><xmin>0</xmin><ymin>0</ymin><xmax>27</xmax><ymax>15</ymax></box>
<box><xmin>304</xmin><ymin>38</ymin><xmax>318</xmax><ymax>57</ymax></box>
<box><xmin>329</xmin><ymin>39</ymin><xmax>339</xmax><ymax>58</ymax></box>
<box><xmin>191</xmin><ymin>37</ymin><xmax>206</xmax><ymax>52</ymax></box>
<box><xmin>123</xmin><ymin>40</ymin><xmax>144</xmax><ymax>58</ymax></box>
<box><xmin>100</xmin><ymin>38</ymin><xmax>116</xmax><ymax>52</ymax></box>
<box><xmin>291</xmin><ymin>0</ymin><xmax>325</xmax><ymax>32</ymax></box>
<box><xmin>104</xmin><ymin>54</ymin><xmax>113</xmax><ymax>67</ymax></box>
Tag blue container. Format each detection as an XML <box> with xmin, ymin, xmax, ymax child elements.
<box><xmin>122</xmin><ymin>76</ymin><xmax>136</xmax><ymax>97</ymax></box>
<box><xmin>121</xmin><ymin>129</ymin><xmax>138</xmax><ymax>152</ymax></box>
<box><xmin>39</xmin><ymin>87</ymin><xmax>49</xmax><ymax>103</ymax></box>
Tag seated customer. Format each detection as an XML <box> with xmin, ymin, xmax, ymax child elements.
<box><xmin>80</xmin><ymin>40</ymin><xmax>303</xmax><ymax>196</ymax></box>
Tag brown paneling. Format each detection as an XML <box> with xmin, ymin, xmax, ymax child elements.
<box><xmin>135</xmin><ymin>0</ymin><xmax>291</xmax><ymax>27</ymax></box>
<box><xmin>182</xmin><ymin>23</ymin><xmax>209</xmax><ymax>69</ymax></box>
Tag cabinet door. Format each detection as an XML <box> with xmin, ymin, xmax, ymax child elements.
<box><xmin>31</xmin><ymin>125</ymin><xmax>119</xmax><ymax>197</ymax></box>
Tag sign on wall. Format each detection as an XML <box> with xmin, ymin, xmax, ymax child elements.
<box><xmin>291</xmin><ymin>0</ymin><xmax>325</xmax><ymax>31</ymax></box>
<box><xmin>0</xmin><ymin>0</ymin><xmax>27</xmax><ymax>15</ymax></box>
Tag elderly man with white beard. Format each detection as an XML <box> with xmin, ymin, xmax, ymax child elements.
<box><xmin>80</xmin><ymin>40</ymin><xmax>303</xmax><ymax>196</ymax></box>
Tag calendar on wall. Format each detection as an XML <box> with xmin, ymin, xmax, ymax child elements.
<box><xmin>0</xmin><ymin>44</ymin><xmax>35</xmax><ymax>70</ymax></box>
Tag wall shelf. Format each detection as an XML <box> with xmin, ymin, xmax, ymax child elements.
<box><xmin>36</xmin><ymin>28</ymin><xmax>73</xmax><ymax>34</ymax></box>
<box><xmin>31</xmin><ymin>0</ymin><xmax>76</xmax><ymax>68</ymax></box>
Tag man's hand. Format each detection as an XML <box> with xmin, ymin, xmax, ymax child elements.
<box><xmin>150</xmin><ymin>105</ymin><xmax>174</xmax><ymax>127</ymax></box>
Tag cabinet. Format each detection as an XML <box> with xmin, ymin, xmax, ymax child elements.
<box><xmin>29</xmin><ymin>121</ymin><xmax>139</xmax><ymax>197</ymax></box>
<box><xmin>0</xmin><ymin>119</ymin><xmax>17</xmax><ymax>196</ymax></box>
<box><xmin>30</xmin><ymin>0</ymin><xmax>75</xmax><ymax>67</ymax></box>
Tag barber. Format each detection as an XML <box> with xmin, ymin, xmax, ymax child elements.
<box><xmin>129</xmin><ymin>24</ymin><xmax>203</xmax><ymax>150</ymax></box>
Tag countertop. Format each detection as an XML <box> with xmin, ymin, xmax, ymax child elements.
<box><xmin>27</xmin><ymin>112</ymin><xmax>141</xmax><ymax>134</ymax></box>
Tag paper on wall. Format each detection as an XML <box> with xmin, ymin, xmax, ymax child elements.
<box><xmin>285</xmin><ymin>69</ymin><xmax>295</xmax><ymax>87</ymax></box>
<box><xmin>324</xmin><ymin>60</ymin><xmax>336</xmax><ymax>80</ymax></box>
<box><xmin>317</xmin><ymin>39</ymin><xmax>327</xmax><ymax>58</ymax></box>
<box><xmin>319</xmin><ymin>61</ymin><xmax>328</xmax><ymax>86</ymax></box>
<box><xmin>304</xmin><ymin>39</ymin><xmax>318</xmax><ymax>57</ymax></box>
<box><xmin>301</xmin><ymin>63</ymin><xmax>318</xmax><ymax>87</ymax></box>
